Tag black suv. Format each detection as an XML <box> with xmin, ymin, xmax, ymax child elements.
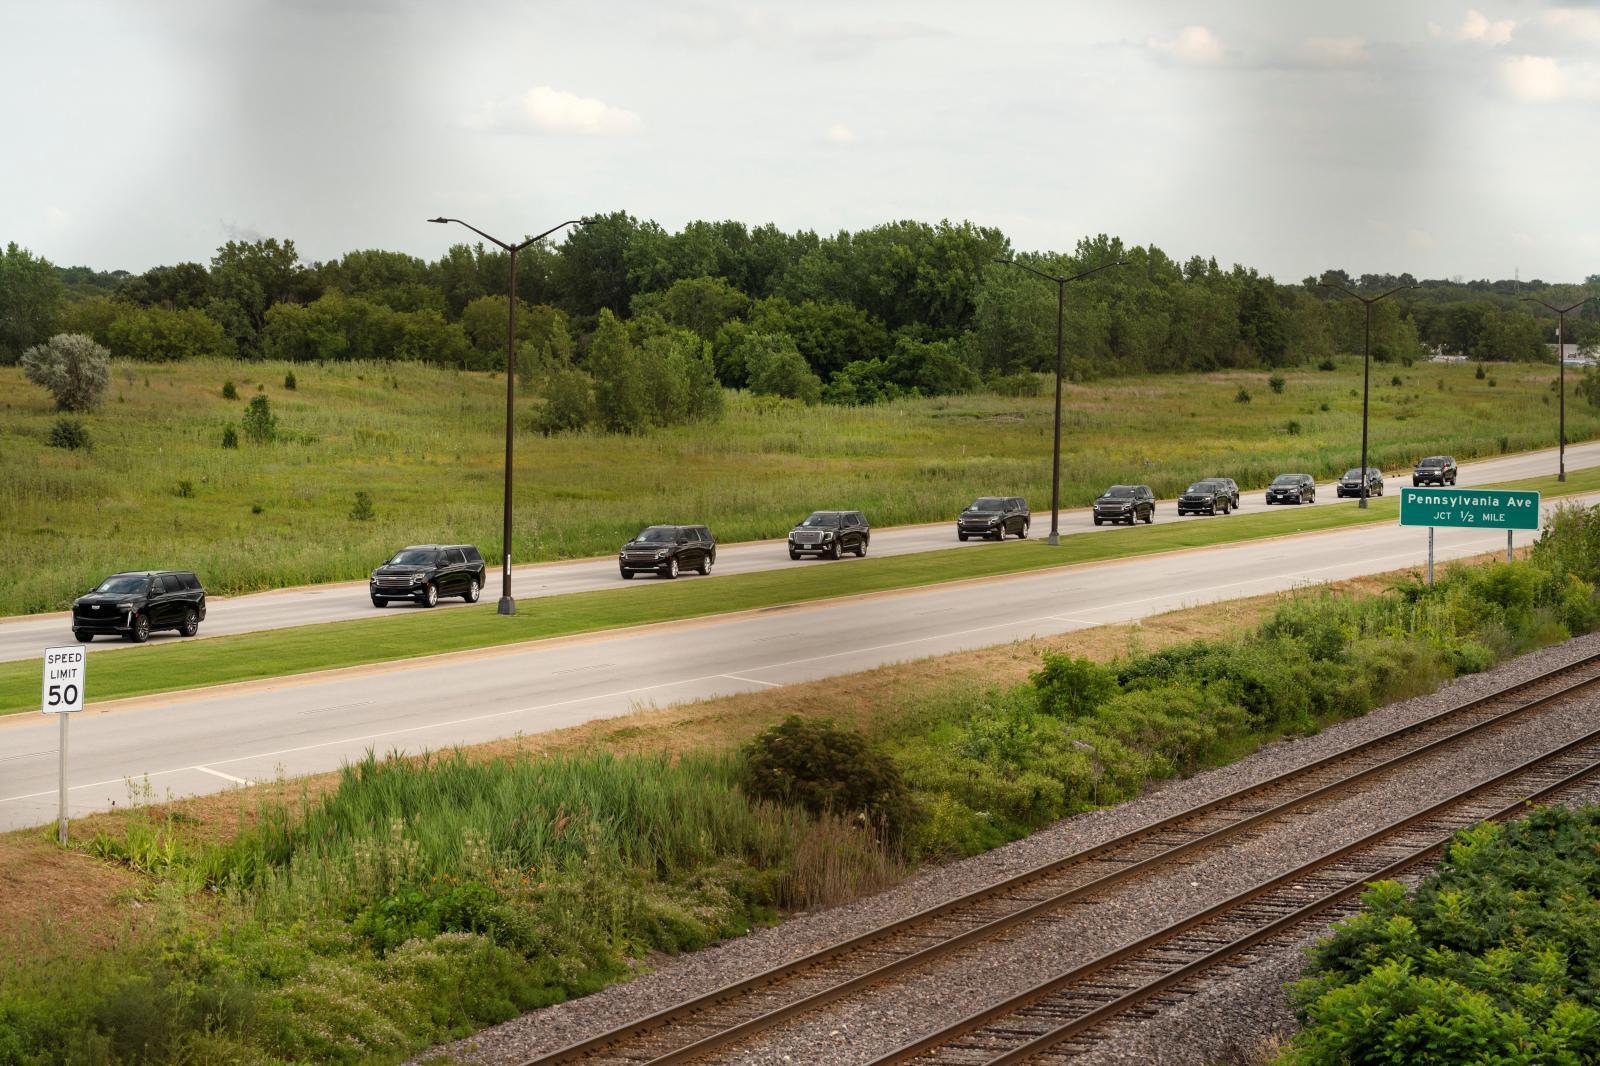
<box><xmin>789</xmin><ymin>511</ymin><xmax>870</xmax><ymax>559</ymax></box>
<box><xmin>1177</xmin><ymin>479</ymin><xmax>1239</xmax><ymax>516</ymax></box>
<box><xmin>619</xmin><ymin>525</ymin><xmax>717</xmax><ymax>579</ymax></box>
<box><xmin>72</xmin><ymin>571</ymin><xmax>206</xmax><ymax>643</ymax></box>
<box><xmin>1337</xmin><ymin>467</ymin><xmax>1385</xmax><ymax>498</ymax></box>
<box><xmin>370</xmin><ymin>545</ymin><xmax>486</xmax><ymax>607</ymax></box>
<box><xmin>1265</xmin><ymin>473</ymin><xmax>1316</xmax><ymax>505</ymax></box>
<box><xmin>957</xmin><ymin>497</ymin><xmax>1030</xmax><ymax>541</ymax></box>
<box><xmin>1093</xmin><ymin>485</ymin><xmax>1155</xmax><ymax>525</ymax></box>
<box><xmin>1412</xmin><ymin>455</ymin><xmax>1458</xmax><ymax>486</ymax></box>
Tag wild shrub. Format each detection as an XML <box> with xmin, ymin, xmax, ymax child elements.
<box><xmin>987</xmin><ymin>371</ymin><xmax>1043</xmax><ymax>397</ymax></box>
<box><xmin>1285</xmin><ymin>420</ymin><xmax>1301</xmax><ymax>435</ymax></box>
<box><xmin>740</xmin><ymin>715</ymin><xmax>913</xmax><ymax>839</ymax></box>
<box><xmin>221</xmin><ymin>380</ymin><xmax>238</xmax><ymax>399</ymax></box>
<box><xmin>1390</xmin><ymin>374</ymin><xmax>1402</xmax><ymax>386</ymax></box>
<box><xmin>349</xmin><ymin>490</ymin><xmax>374</xmax><ymax>522</ymax></box>
<box><xmin>174</xmin><ymin>480</ymin><xmax>195</xmax><ymax>498</ymax></box>
<box><xmin>21</xmin><ymin>333</ymin><xmax>110</xmax><ymax>411</ymax></box>
<box><xmin>532</xmin><ymin>366</ymin><xmax>596</xmax><ymax>434</ymax></box>
<box><xmin>1235</xmin><ymin>386</ymin><xmax>1251</xmax><ymax>404</ymax></box>
<box><xmin>1268</xmin><ymin>374</ymin><xmax>1285</xmax><ymax>394</ymax></box>
<box><xmin>1031</xmin><ymin>653</ymin><xmax>1116</xmax><ymax>718</ymax></box>
<box><xmin>1317</xmin><ymin>358</ymin><xmax>1336</xmax><ymax>371</ymax></box>
<box><xmin>1284</xmin><ymin>808</ymin><xmax>1600</xmax><ymax>1065</ymax></box>
<box><xmin>46</xmin><ymin>417</ymin><xmax>90</xmax><ymax>450</ymax></box>
<box><xmin>283</xmin><ymin>370</ymin><xmax>296</xmax><ymax>390</ymax></box>
<box><xmin>241</xmin><ymin>394</ymin><xmax>275</xmax><ymax>443</ymax></box>
<box><xmin>1476</xmin><ymin>363</ymin><xmax>1487</xmax><ymax>380</ymax></box>
<box><xmin>221</xmin><ymin>425</ymin><xmax>238</xmax><ymax>449</ymax></box>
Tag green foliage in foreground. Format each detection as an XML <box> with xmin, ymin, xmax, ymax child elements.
<box><xmin>1279</xmin><ymin>808</ymin><xmax>1600</xmax><ymax>1065</ymax></box>
<box><xmin>4</xmin><ymin>507</ymin><xmax>1599</xmax><ymax>1064</ymax></box>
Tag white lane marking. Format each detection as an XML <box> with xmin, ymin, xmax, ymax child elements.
<box><xmin>721</xmin><ymin>674</ymin><xmax>781</xmax><ymax>688</ymax></box>
<box><xmin>0</xmin><ymin>528</ymin><xmax>1520</xmax><ymax>808</ymax></box>
<box><xmin>193</xmin><ymin>765</ymin><xmax>253</xmax><ymax>786</ymax></box>
<box><xmin>1045</xmin><ymin>617</ymin><xmax>1098</xmax><ymax>625</ymax></box>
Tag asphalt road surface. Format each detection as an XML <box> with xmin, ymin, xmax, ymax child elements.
<box><xmin>2</xmin><ymin>441</ymin><xmax>1594</xmax><ymax>665</ymax></box>
<box><xmin>1</xmin><ymin>490</ymin><xmax>1589</xmax><ymax>831</ymax></box>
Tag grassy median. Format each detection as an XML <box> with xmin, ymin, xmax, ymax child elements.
<box><xmin>2</xmin><ymin>465</ymin><xmax>1596</xmax><ymax>715</ymax></box>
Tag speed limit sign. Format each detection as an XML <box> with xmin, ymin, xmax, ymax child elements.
<box><xmin>42</xmin><ymin>645</ymin><xmax>85</xmax><ymax>714</ymax></box>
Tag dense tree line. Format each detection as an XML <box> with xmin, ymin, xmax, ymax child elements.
<box><xmin>2</xmin><ymin>221</ymin><xmax>1593</xmax><ymax>427</ymax></box>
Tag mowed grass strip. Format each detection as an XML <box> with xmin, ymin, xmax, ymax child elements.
<box><xmin>0</xmin><ymin>465</ymin><xmax>1594</xmax><ymax>715</ymax></box>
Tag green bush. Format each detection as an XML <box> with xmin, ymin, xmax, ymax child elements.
<box><xmin>987</xmin><ymin>371</ymin><xmax>1043</xmax><ymax>397</ymax></box>
<box><xmin>221</xmin><ymin>379</ymin><xmax>238</xmax><ymax>399</ymax></box>
<box><xmin>283</xmin><ymin>370</ymin><xmax>296</xmax><ymax>390</ymax></box>
<box><xmin>46</xmin><ymin>416</ymin><xmax>90</xmax><ymax>450</ymax></box>
<box><xmin>174</xmin><ymin>479</ymin><xmax>195</xmax><ymax>499</ymax></box>
<box><xmin>1285</xmin><ymin>420</ymin><xmax>1301</xmax><ymax>436</ymax></box>
<box><xmin>1283</xmin><ymin>808</ymin><xmax>1600</xmax><ymax>1065</ymax></box>
<box><xmin>241</xmin><ymin>394</ymin><xmax>275</xmax><ymax>443</ymax></box>
<box><xmin>740</xmin><ymin>715</ymin><xmax>913</xmax><ymax>839</ymax></box>
<box><xmin>349</xmin><ymin>490</ymin><xmax>374</xmax><ymax>522</ymax></box>
<box><xmin>1235</xmin><ymin>386</ymin><xmax>1251</xmax><ymax>403</ymax></box>
<box><xmin>1268</xmin><ymin>374</ymin><xmax>1285</xmax><ymax>394</ymax></box>
<box><xmin>221</xmin><ymin>425</ymin><xmax>238</xmax><ymax>449</ymax></box>
<box><xmin>22</xmin><ymin>333</ymin><xmax>110</xmax><ymax>412</ymax></box>
<box><xmin>1031</xmin><ymin>653</ymin><xmax>1116</xmax><ymax>719</ymax></box>
<box><xmin>1318</xmin><ymin>358</ymin><xmax>1337</xmax><ymax>371</ymax></box>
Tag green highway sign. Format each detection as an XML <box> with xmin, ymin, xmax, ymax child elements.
<box><xmin>1399</xmin><ymin>487</ymin><xmax>1541</xmax><ymax>530</ymax></box>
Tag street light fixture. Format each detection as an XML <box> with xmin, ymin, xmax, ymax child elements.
<box><xmin>428</xmin><ymin>215</ymin><xmax>591</xmax><ymax>614</ymax></box>
<box><xmin>1316</xmin><ymin>281</ymin><xmax>1416</xmax><ymax>509</ymax></box>
<box><xmin>994</xmin><ymin>256</ymin><xmax>1126</xmax><ymax>544</ymax></box>
<box><xmin>1521</xmin><ymin>295</ymin><xmax>1595</xmax><ymax>482</ymax></box>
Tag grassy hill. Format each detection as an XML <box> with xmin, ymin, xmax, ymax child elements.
<box><xmin>1</xmin><ymin>355</ymin><xmax>1591</xmax><ymax>613</ymax></box>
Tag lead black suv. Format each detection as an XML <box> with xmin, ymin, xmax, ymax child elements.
<box><xmin>1093</xmin><ymin>485</ymin><xmax>1155</xmax><ymax>525</ymax></box>
<box><xmin>619</xmin><ymin>525</ymin><xmax>717</xmax><ymax>579</ymax></box>
<box><xmin>1265</xmin><ymin>473</ymin><xmax>1316</xmax><ymax>505</ymax></box>
<box><xmin>1337</xmin><ymin>467</ymin><xmax>1385</xmax><ymax>498</ymax></box>
<box><xmin>1177</xmin><ymin>479</ymin><xmax>1238</xmax><ymax>516</ymax></box>
<box><xmin>1413</xmin><ymin>455</ymin><xmax>1458</xmax><ymax>486</ymax></box>
<box><xmin>957</xmin><ymin>497</ymin><xmax>1030</xmax><ymax>540</ymax></box>
<box><xmin>789</xmin><ymin>511</ymin><xmax>870</xmax><ymax>559</ymax></box>
<box><xmin>72</xmin><ymin>571</ymin><xmax>206</xmax><ymax>643</ymax></box>
<box><xmin>370</xmin><ymin>544</ymin><xmax>486</xmax><ymax>607</ymax></box>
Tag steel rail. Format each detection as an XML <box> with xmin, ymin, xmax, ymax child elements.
<box><xmin>525</xmin><ymin>651</ymin><xmax>1600</xmax><ymax>1065</ymax></box>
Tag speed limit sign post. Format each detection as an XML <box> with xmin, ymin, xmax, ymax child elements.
<box><xmin>42</xmin><ymin>645</ymin><xmax>85</xmax><ymax>845</ymax></box>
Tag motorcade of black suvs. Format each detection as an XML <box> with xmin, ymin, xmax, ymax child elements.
<box><xmin>788</xmin><ymin>511</ymin><xmax>870</xmax><ymax>559</ymax></box>
<box><xmin>1336</xmin><ymin>467</ymin><xmax>1386</xmax><ymax>498</ymax></box>
<box><xmin>1265</xmin><ymin>473</ymin><xmax>1316</xmax><ymax>505</ymax></box>
<box><xmin>72</xmin><ymin>571</ymin><xmax>206</xmax><ymax>643</ymax></box>
<box><xmin>619</xmin><ymin>525</ymin><xmax>717</xmax><ymax>579</ymax></box>
<box><xmin>1412</xmin><ymin>455</ymin><xmax>1458</xmax><ymax>486</ymax></box>
<box><xmin>1176</xmin><ymin>479</ymin><xmax>1237</xmax><ymax>516</ymax></box>
<box><xmin>1092</xmin><ymin>485</ymin><xmax>1155</xmax><ymax>525</ymax></box>
<box><xmin>957</xmin><ymin>497</ymin><xmax>1030</xmax><ymax>541</ymax></box>
<box><xmin>370</xmin><ymin>544</ymin><xmax>486</xmax><ymax>607</ymax></box>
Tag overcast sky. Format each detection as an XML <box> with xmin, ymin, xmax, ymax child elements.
<box><xmin>4</xmin><ymin>0</ymin><xmax>1598</xmax><ymax>282</ymax></box>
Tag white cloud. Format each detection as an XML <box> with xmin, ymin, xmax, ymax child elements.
<box><xmin>1498</xmin><ymin>54</ymin><xmax>1600</xmax><ymax>101</ymax></box>
<box><xmin>1297</xmin><ymin>35</ymin><xmax>1369</xmax><ymax>67</ymax></box>
<box><xmin>826</xmin><ymin>123</ymin><xmax>856</xmax><ymax>143</ymax></box>
<box><xmin>465</xmin><ymin>86</ymin><xmax>640</xmax><ymax>135</ymax></box>
<box><xmin>1147</xmin><ymin>25</ymin><xmax>1223</xmax><ymax>66</ymax></box>
<box><xmin>1459</xmin><ymin>9</ymin><xmax>1514</xmax><ymax>45</ymax></box>
<box><xmin>1407</xmin><ymin>229</ymin><xmax>1436</xmax><ymax>250</ymax></box>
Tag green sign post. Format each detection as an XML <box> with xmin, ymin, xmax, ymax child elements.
<box><xmin>1399</xmin><ymin>487</ymin><xmax>1541</xmax><ymax>583</ymax></box>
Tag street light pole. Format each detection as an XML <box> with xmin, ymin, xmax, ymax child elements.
<box><xmin>1316</xmin><ymin>282</ymin><xmax>1415</xmax><ymax>509</ymax></box>
<box><xmin>1521</xmin><ymin>295</ymin><xmax>1595</xmax><ymax>483</ymax></box>
<box><xmin>995</xmin><ymin>257</ymin><xmax>1125</xmax><ymax>544</ymax></box>
<box><xmin>429</xmin><ymin>216</ymin><xmax>589</xmax><ymax>614</ymax></box>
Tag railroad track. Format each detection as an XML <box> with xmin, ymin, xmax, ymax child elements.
<box><xmin>871</xmin><ymin>720</ymin><xmax>1600</xmax><ymax>1064</ymax></box>
<box><xmin>525</xmin><ymin>651</ymin><xmax>1600</xmax><ymax>1066</ymax></box>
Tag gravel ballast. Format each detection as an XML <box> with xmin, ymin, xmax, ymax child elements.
<box><xmin>422</xmin><ymin>632</ymin><xmax>1600</xmax><ymax>1066</ymax></box>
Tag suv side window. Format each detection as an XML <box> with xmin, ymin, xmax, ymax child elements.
<box><xmin>463</xmin><ymin>546</ymin><xmax>482</xmax><ymax>563</ymax></box>
<box><xmin>446</xmin><ymin>549</ymin><xmax>465</xmax><ymax>565</ymax></box>
<box><xmin>161</xmin><ymin>574</ymin><xmax>183</xmax><ymax>594</ymax></box>
<box><xmin>180</xmin><ymin>573</ymin><xmax>201</xmax><ymax>590</ymax></box>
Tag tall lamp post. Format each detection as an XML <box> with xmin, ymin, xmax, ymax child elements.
<box><xmin>429</xmin><ymin>216</ymin><xmax>589</xmax><ymax>614</ymax></box>
<box><xmin>994</xmin><ymin>257</ymin><xmax>1125</xmax><ymax>544</ymax></box>
<box><xmin>1521</xmin><ymin>295</ymin><xmax>1594</xmax><ymax>482</ymax></box>
<box><xmin>1316</xmin><ymin>281</ymin><xmax>1416</xmax><ymax>509</ymax></box>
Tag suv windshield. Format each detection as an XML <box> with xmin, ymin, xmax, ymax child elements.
<box><xmin>969</xmin><ymin>498</ymin><xmax>1007</xmax><ymax>511</ymax></box>
<box><xmin>1102</xmin><ymin>487</ymin><xmax>1135</xmax><ymax>498</ymax></box>
<box><xmin>1272</xmin><ymin>476</ymin><xmax>1301</xmax><ymax>486</ymax></box>
<box><xmin>1343</xmin><ymin>469</ymin><xmax>1365</xmax><ymax>480</ymax></box>
<box><xmin>635</xmin><ymin>527</ymin><xmax>679</xmax><ymax>543</ymax></box>
<box><xmin>95</xmin><ymin>575</ymin><xmax>148</xmax><ymax>594</ymax></box>
<box><xmin>389</xmin><ymin>550</ymin><xmax>439</xmax><ymax>566</ymax></box>
<box><xmin>799</xmin><ymin>513</ymin><xmax>841</xmax><ymax>528</ymax></box>
<box><xmin>1419</xmin><ymin>458</ymin><xmax>1445</xmax><ymax>467</ymax></box>
<box><xmin>1186</xmin><ymin>482</ymin><xmax>1219</xmax><ymax>494</ymax></box>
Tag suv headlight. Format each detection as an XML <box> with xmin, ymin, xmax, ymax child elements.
<box><xmin>655</xmin><ymin>549</ymin><xmax>669</xmax><ymax>559</ymax></box>
<box><xmin>410</xmin><ymin>573</ymin><xmax>426</xmax><ymax>584</ymax></box>
<box><xmin>822</xmin><ymin>531</ymin><xmax>834</xmax><ymax>540</ymax></box>
<box><xmin>987</xmin><ymin>517</ymin><xmax>999</xmax><ymax>525</ymax></box>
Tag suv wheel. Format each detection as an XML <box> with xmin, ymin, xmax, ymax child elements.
<box><xmin>857</xmin><ymin>538</ymin><xmax>868</xmax><ymax>556</ymax></box>
<box><xmin>958</xmin><ymin>532</ymin><xmax>968</xmax><ymax>542</ymax></box>
<box><xmin>1142</xmin><ymin>509</ymin><xmax>1154</xmax><ymax>524</ymax></box>
<box><xmin>1018</xmin><ymin>522</ymin><xmax>1028</xmax><ymax>538</ymax></box>
<box><xmin>371</xmin><ymin>595</ymin><xmax>387</xmax><ymax>607</ymax></box>
<box><xmin>829</xmin><ymin>540</ymin><xmax>842</xmax><ymax>560</ymax></box>
<box><xmin>74</xmin><ymin>630</ymin><xmax>93</xmax><ymax>643</ymax></box>
<box><xmin>464</xmin><ymin>578</ymin><xmax>481</xmax><ymax>603</ymax></box>
<box><xmin>661</xmin><ymin>558</ymin><xmax>679</xmax><ymax>579</ymax></box>
<box><xmin>1093</xmin><ymin>516</ymin><xmax>1103</xmax><ymax>526</ymax></box>
<box><xmin>697</xmin><ymin>555</ymin><xmax>711</xmax><ymax>575</ymax></box>
<box><xmin>620</xmin><ymin>568</ymin><xmax>634</xmax><ymax>579</ymax></box>
<box><xmin>789</xmin><ymin>548</ymin><xmax>800</xmax><ymax>560</ymax></box>
<box><xmin>179</xmin><ymin>608</ymin><xmax>199</xmax><ymax>637</ymax></box>
<box><xmin>125</xmin><ymin>613</ymin><xmax>150</xmax><ymax>643</ymax></box>
<box><xmin>422</xmin><ymin>583</ymin><xmax>439</xmax><ymax>608</ymax></box>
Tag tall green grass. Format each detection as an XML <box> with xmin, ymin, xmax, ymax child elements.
<box><xmin>3</xmin><ymin>356</ymin><xmax>1593</xmax><ymax>612</ymax></box>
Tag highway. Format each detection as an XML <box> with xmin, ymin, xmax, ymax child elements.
<box><xmin>0</xmin><ymin>492</ymin><xmax>1588</xmax><ymax>832</ymax></box>
<box><xmin>1</xmin><ymin>440</ymin><xmax>1594</xmax><ymax>664</ymax></box>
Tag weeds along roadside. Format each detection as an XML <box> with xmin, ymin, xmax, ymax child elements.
<box><xmin>5</xmin><ymin>503</ymin><xmax>1600</xmax><ymax>1064</ymax></box>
